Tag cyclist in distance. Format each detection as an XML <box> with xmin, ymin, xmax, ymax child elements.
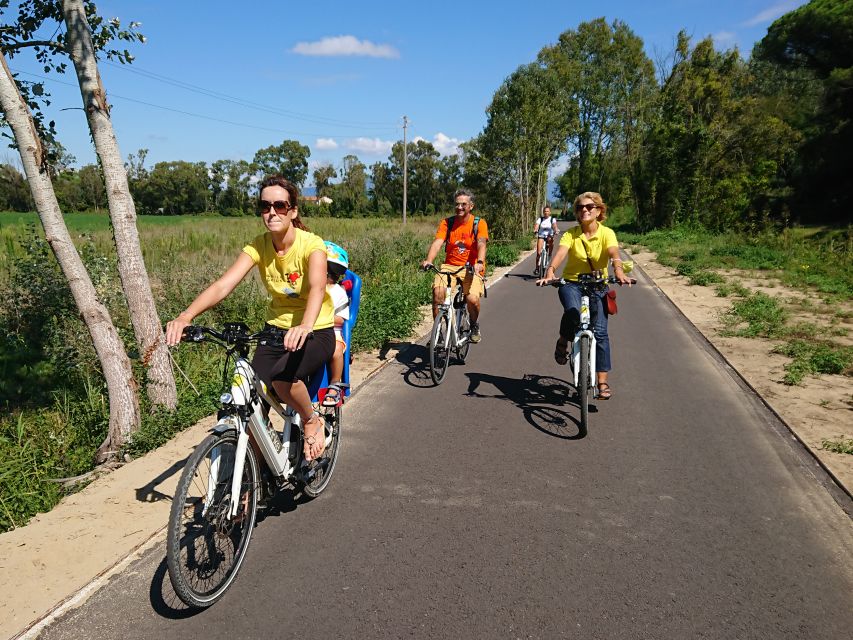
<box><xmin>165</xmin><ymin>175</ymin><xmax>335</xmax><ymax>461</ymax></box>
<box><xmin>536</xmin><ymin>191</ymin><xmax>632</xmax><ymax>400</ymax></box>
<box><xmin>420</xmin><ymin>188</ymin><xmax>489</xmax><ymax>343</ymax></box>
<box><xmin>533</xmin><ymin>205</ymin><xmax>559</xmax><ymax>276</ymax></box>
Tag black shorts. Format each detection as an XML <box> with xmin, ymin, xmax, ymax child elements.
<box><xmin>251</xmin><ymin>326</ymin><xmax>336</xmax><ymax>385</ymax></box>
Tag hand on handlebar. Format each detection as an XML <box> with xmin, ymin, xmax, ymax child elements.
<box><xmin>420</xmin><ymin>260</ymin><xmax>434</xmax><ymax>271</ymax></box>
<box><xmin>165</xmin><ymin>315</ymin><xmax>192</xmax><ymax>346</ymax></box>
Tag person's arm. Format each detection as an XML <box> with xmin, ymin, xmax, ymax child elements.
<box><xmin>607</xmin><ymin>245</ymin><xmax>632</xmax><ymax>286</ymax></box>
<box><xmin>474</xmin><ymin>236</ymin><xmax>487</xmax><ymax>276</ymax></box>
<box><xmin>165</xmin><ymin>252</ymin><xmax>255</xmax><ymax>345</ymax></box>
<box><xmin>539</xmin><ymin>244</ymin><xmax>569</xmax><ymax>284</ymax></box>
<box><xmin>421</xmin><ymin>237</ymin><xmax>445</xmax><ymax>269</ymax></box>
<box><xmin>533</xmin><ymin>218</ymin><xmax>540</xmax><ymax>234</ymax></box>
<box><xmin>284</xmin><ymin>249</ymin><xmax>327</xmax><ymax>351</ymax></box>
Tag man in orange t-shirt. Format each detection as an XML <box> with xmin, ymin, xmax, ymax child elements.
<box><xmin>421</xmin><ymin>188</ymin><xmax>489</xmax><ymax>343</ymax></box>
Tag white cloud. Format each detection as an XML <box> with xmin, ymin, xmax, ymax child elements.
<box><xmin>741</xmin><ymin>1</ymin><xmax>800</xmax><ymax>27</ymax></box>
<box><xmin>548</xmin><ymin>156</ymin><xmax>570</xmax><ymax>180</ymax></box>
<box><xmin>345</xmin><ymin>137</ymin><xmax>395</xmax><ymax>155</ymax></box>
<box><xmin>432</xmin><ymin>132</ymin><xmax>463</xmax><ymax>156</ymax></box>
<box><xmin>712</xmin><ymin>31</ymin><xmax>738</xmax><ymax>48</ymax></box>
<box><xmin>292</xmin><ymin>35</ymin><xmax>399</xmax><ymax>59</ymax></box>
<box><xmin>315</xmin><ymin>138</ymin><xmax>338</xmax><ymax>150</ymax></box>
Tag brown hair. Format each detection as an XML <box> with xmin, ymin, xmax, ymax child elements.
<box><xmin>258</xmin><ymin>175</ymin><xmax>310</xmax><ymax>231</ymax></box>
<box><xmin>573</xmin><ymin>191</ymin><xmax>608</xmax><ymax>222</ymax></box>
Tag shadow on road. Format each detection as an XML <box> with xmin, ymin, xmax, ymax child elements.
<box><xmin>465</xmin><ymin>372</ymin><xmax>596</xmax><ymax>439</ymax></box>
<box><xmin>394</xmin><ymin>341</ymin><xmax>470</xmax><ymax>388</ymax></box>
<box><xmin>135</xmin><ymin>457</ymin><xmax>190</xmax><ymax>503</ymax></box>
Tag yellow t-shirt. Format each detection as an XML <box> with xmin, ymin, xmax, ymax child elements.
<box><xmin>559</xmin><ymin>224</ymin><xmax>617</xmax><ymax>282</ymax></box>
<box><xmin>242</xmin><ymin>229</ymin><xmax>335</xmax><ymax>330</ymax></box>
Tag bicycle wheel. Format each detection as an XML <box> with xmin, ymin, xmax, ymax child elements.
<box><xmin>455</xmin><ymin>307</ymin><xmax>471</xmax><ymax>363</ymax></box>
<box><xmin>302</xmin><ymin>405</ymin><xmax>342</xmax><ymax>498</ymax></box>
<box><xmin>539</xmin><ymin>246</ymin><xmax>549</xmax><ymax>275</ymax></box>
<box><xmin>429</xmin><ymin>312</ymin><xmax>450</xmax><ymax>385</ymax></box>
<box><xmin>167</xmin><ymin>431</ymin><xmax>259</xmax><ymax>608</ymax></box>
<box><xmin>577</xmin><ymin>334</ymin><xmax>590</xmax><ymax>436</ymax></box>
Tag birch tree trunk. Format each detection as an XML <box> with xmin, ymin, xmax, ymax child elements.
<box><xmin>62</xmin><ymin>0</ymin><xmax>177</xmax><ymax>410</ymax></box>
<box><xmin>0</xmin><ymin>54</ymin><xmax>140</xmax><ymax>460</ymax></box>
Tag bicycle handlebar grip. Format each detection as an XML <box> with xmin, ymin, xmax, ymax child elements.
<box><xmin>181</xmin><ymin>325</ymin><xmax>205</xmax><ymax>343</ymax></box>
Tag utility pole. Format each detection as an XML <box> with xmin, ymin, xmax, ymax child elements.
<box><xmin>402</xmin><ymin>115</ymin><xmax>408</xmax><ymax>225</ymax></box>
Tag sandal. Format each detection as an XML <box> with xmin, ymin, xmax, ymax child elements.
<box><xmin>554</xmin><ymin>338</ymin><xmax>569</xmax><ymax>365</ymax></box>
<box><xmin>321</xmin><ymin>382</ymin><xmax>344</xmax><ymax>408</ymax></box>
<box><xmin>303</xmin><ymin>413</ymin><xmax>326</xmax><ymax>461</ymax></box>
<box><xmin>597</xmin><ymin>383</ymin><xmax>612</xmax><ymax>400</ymax></box>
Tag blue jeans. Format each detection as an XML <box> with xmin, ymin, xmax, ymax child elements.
<box><xmin>557</xmin><ymin>282</ymin><xmax>611</xmax><ymax>372</ymax></box>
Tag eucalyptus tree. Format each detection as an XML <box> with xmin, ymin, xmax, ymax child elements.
<box><xmin>539</xmin><ymin>18</ymin><xmax>655</xmax><ymax>205</ymax></box>
<box><xmin>312</xmin><ymin>162</ymin><xmax>336</xmax><ymax>199</ymax></box>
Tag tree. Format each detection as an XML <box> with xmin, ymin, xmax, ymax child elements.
<box><xmin>0</xmin><ymin>162</ymin><xmax>33</xmax><ymax>210</ymax></box>
<box><xmin>539</xmin><ymin>18</ymin><xmax>655</xmax><ymax>208</ymax></box>
<box><xmin>330</xmin><ymin>154</ymin><xmax>368</xmax><ymax>216</ymax></box>
<box><xmin>753</xmin><ymin>0</ymin><xmax>853</xmax><ymax>222</ymax></box>
<box><xmin>368</xmin><ymin>160</ymin><xmax>394</xmax><ymax>215</ymax></box>
<box><xmin>312</xmin><ymin>162</ymin><xmax>336</xmax><ymax>199</ymax></box>
<box><xmin>62</xmin><ymin>0</ymin><xmax>176</xmax><ymax>410</ymax></box>
<box><xmin>209</xmin><ymin>158</ymin><xmax>253</xmax><ymax>215</ymax></box>
<box><xmin>135</xmin><ymin>161</ymin><xmax>210</xmax><ymax>214</ymax></box>
<box><xmin>253</xmin><ymin>139</ymin><xmax>310</xmax><ymax>187</ymax></box>
<box><xmin>0</xmin><ymin>52</ymin><xmax>140</xmax><ymax>458</ymax></box>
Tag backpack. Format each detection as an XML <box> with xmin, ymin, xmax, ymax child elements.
<box><xmin>445</xmin><ymin>215</ymin><xmax>480</xmax><ymax>246</ymax></box>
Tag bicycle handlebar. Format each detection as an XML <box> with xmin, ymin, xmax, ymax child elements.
<box><xmin>180</xmin><ymin>323</ymin><xmax>310</xmax><ymax>346</ymax></box>
<box><xmin>421</xmin><ymin>263</ymin><xmax>472</xmax><ymax>276</ymax></box>
<box><xmin>538</xmin><ymin>274</ymin><xmax>637</xmax><ymax>288</ymax></box>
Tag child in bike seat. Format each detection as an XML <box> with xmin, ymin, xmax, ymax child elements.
<box><xmin>322</xmin><ymin>241</ymin><xmax>350</xmax><ymax>408</ymax></box>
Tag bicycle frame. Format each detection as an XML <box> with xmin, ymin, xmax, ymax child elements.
<box><xmin>436</xmin><ymin>283</ymin><xmax>469</xmax><ymax>351</ymax></box>
<box><xmin>571</xmin><ymin>294</ymin><xmax>597</xmax><ymax>393</ymax></box>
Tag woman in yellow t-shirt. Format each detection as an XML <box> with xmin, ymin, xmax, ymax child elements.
<box><xmin>166</xmin><ymin>175</ymin><xmax>335</xmax><ymax>461</ymax></box>
<box><xmin>537</xmin><ymin>191</ymin><xmax>632</xmax><ymax>400</ymax></box>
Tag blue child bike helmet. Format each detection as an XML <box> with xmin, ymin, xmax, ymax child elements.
<box><xmin>324</xmin><ymin>240</ymin><xmax>349</xmax><ymax>278</ymax></box>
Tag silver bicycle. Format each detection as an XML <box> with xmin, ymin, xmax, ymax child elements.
<box><xmin>424</xmin><ymin>264</ymin><xmax>481</xmax><ymax>385</ymax></box>
<box><xmin>166</xmin><ymin>323</ymin><xmax>343</xmax><ymax>608</ymax></box>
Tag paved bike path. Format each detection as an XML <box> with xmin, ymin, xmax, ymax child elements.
<box><xmin>35</xmin><ymin>254</ymin><xmax>853</xmax><ymax>639</ymax></box>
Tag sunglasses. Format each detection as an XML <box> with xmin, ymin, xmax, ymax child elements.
<box><xmin>575</xmin><ymin>203</ymin><xmax>599</xmax><ymax>212</ymax></box>
<box><xmin>258</xmin><ymin>200</ymin><xmax>293</xmax><ymax>215</ymax></box>
<box><xmin>454</xmin><ymin>202</ymin><xmax>471</xmax><ymax>209</ymax></box>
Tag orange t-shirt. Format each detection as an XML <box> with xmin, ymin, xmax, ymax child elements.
<box><xmin>435</xmin><ymin>215</ymin><xmax>489</xmax><ymax>266</ymax></box>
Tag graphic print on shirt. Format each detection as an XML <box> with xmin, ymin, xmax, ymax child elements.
<box><xmin>281</xmin><ymin>271</ymin><xmax>301</xmax><ymax>298</ymax></box>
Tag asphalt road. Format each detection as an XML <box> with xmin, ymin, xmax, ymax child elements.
<box><xmin>40</xmin><ymin>253</ymin><xmax>853</xmax><ymax>640</ymax></box>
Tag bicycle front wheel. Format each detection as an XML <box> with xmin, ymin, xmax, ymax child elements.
<box><xmin>577</xmin><ymin>334</ymin><xmax>590</xmax><ymax>436</ymax></box>
<box><xmin>430</xmin><ymin>312</ymin><xmax>450</xmax><ymax>385</ymax></box>
<box><xmin>167</xmin><ymin>431</ymin><xmax>259</xmax><ymax>608</ymax></box>
<box><xmin>303</xmin><ymin>405</ymin><xmax>342</xmax><ymax>498</ymax></box>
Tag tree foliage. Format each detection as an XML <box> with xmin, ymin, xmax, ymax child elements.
<box><xmin>252</xmin><ymin>139</ymin><xmax>310</xmax><ymax>187</ymax></box>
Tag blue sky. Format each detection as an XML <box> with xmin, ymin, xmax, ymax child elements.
<box><xmin>4</xmin><ymin>0</ymin><xmax>807</xmax><ymax>178</ymax></box>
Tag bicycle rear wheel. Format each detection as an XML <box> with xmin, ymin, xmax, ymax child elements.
<box><xmin>455</xmin><ymin>307</ymin><xmax>471</xmax><ymax>363</ymax></box>
<box><xmin>577</xmin><ymin>334</ymin><xmax>590</xmax><ymax>436</ymax></box>
<box><xmin>167</xmin><ymin>431</ymin><xmax>258</xmax><ymax>608</ymax></box>
<box><xmin>430</xmin><ymin>312</ymin><xmax>450</xmax><ymax>385</ymax></box>
<box><xmin>302</xmin><ymin>405</ymin><xmax>342</xmax><ymax>498</ymax></box>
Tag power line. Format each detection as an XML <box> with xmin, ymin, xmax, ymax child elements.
<box><xmin>101</xmin><ymin>60</ymin><xmax>397</xmax><ymax>130</ymax></box>
<box><xmin>10</xmin><ymin>68</ymin><xmax>397</xmax><ymax>140</ymax></box>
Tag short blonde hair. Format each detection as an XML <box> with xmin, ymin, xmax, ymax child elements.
<box><xmin>573</xmin><ymin>191</ymin><xmax>607</xmax><ymax>222</ymax></box>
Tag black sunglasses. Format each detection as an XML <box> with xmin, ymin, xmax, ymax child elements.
<box><xmin>258</xmin><ymin>200</ymin><xmax>293</xmax><ymax>215</ymax></box>
<box><xmin>575</xmin><ymin>203</ymin><xmax>599</xmax><ymax>212</ymax></box>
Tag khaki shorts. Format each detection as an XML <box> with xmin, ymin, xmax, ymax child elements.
<box><xmin>433</xmin><ymin>263</ymin><xmax>485</xmax><ymax>299</ymax></box>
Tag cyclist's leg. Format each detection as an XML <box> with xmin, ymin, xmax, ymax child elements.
<box><xmin>590</xmin><ymin>291</ymin><xmax>612</xmax><ymax>397</ymax></box>
<box><xmin>463</xmin><ymin>271</ymin><xmax>484</xmax><ymax>339</ymax></box>
<box><xmin>535</xmin><ymin>237</ymin><xmax>544</xmax><ymax>272</ymax></box>
<box><xmin>432</xmin><ymin>266</ymin><xmax>448</xmax><ymax>319</ymax></box>
<box><xmin>557</xmin><ymin>282</ymin><xmax>582</xmax><ymax>340</ymax></box>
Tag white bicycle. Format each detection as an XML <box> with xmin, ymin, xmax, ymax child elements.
<box><xmin>166</xmin><ymin>323</ymin><xmax>343</xmax><ymax>608</ymax></box>
<box><xmin>423</xmin><ymin>264</ymin><xmax>482</xmax><ymax>385</ymax></box>
<box><xmin>543</xmin><ymin>271</ymin><xmax>635</xmax><ymax>435</ymax></box>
